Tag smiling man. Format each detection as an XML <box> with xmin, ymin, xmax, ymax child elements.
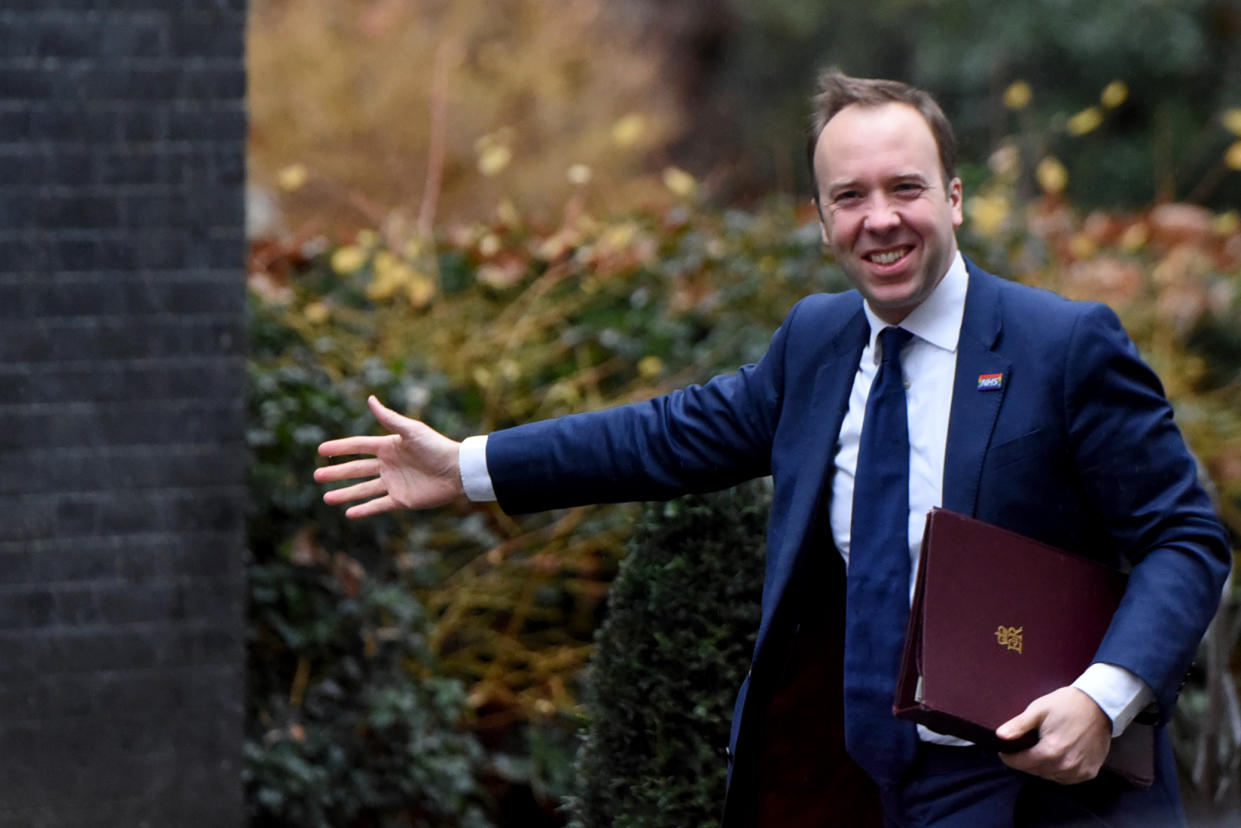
<box><xmin>813</xmin><ymin>99</ymin><xmax>962</xmax><ymax>323</ymax></box>
<box><xmin>315</xmin><ymin>70</ymin><xmax>1230</xmax><ymax>826</ymax></box>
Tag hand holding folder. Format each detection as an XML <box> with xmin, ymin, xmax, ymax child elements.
<box><xmin>893</xmin><ymin>509</ymin><xmax>1155</xmax><ymax>787</ymax></box>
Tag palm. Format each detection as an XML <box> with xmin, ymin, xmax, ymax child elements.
<box><xmin>374</xmin><ymin>423</ymin><xmax>459</xmax><ymax>509</ymax></box>
<box><xmin>315</xmin><ymin>396</ymin><xmax>464</xmax><ymax>518</ymax></box>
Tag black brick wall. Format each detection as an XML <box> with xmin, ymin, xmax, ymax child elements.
<box><xmin>0</xmin><ymin>2</ymin><xmax>246</xmax><ymax>825</ymax></box>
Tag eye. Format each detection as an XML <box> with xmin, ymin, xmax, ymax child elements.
<box><xmin>832</xmin><ymin>189</ymin><xmax>862</xmax><ymax>207</ymax></box>
<box><xmin>893</xmin><ymin>181</ymin><xmax>927</xmax><ymax>198</ymax></box>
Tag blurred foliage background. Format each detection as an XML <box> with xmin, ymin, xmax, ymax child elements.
<box><xmin>245</xmin><ymin>0</ymin><xmax>1241</xmax><ymax>824</ymax></box>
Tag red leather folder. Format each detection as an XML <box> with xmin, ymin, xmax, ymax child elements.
<box><xmin>893</xmin><ymin>508</ymin><xmax>1154</xmax><ymax>786</ymax></box>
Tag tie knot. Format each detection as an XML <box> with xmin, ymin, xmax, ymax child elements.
<box><xmin>879</xmin><ymin>326</ymin><xmax>912</xmax><ymax>368</ymax></box>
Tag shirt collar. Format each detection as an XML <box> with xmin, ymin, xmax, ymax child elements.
<box><xmin>862</xmin><ymin>251</ymin><xmax>967</xmax><ymax>357</ymax></box>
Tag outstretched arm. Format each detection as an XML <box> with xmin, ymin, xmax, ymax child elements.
<box><xmin>315</xmin><ymin>395</ymin><xmax>464</xmax><ymax>518</ymax></box>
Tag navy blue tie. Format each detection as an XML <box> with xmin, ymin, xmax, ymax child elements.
<box><xmin>844</xmin><ymin>325</ymin><xmax>918</xmax><ymax>787</ymax></box>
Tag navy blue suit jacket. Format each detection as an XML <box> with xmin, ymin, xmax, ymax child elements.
<box><xmin>487</xmin><ymin>260</ymin><xmax>1230</xmax><ymax>816</ymax></box>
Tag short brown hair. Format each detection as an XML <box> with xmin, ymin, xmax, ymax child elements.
<box><xmin>807</xmin><ymin>69</ymin><xmax>957</xmax><ymax>201</ymax></box>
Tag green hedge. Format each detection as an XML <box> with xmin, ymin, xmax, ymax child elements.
<box><xmin>244</xmin><ymin>299</ymin><xmax>494</xmax><ymax>828</ymax></box>
<box><xmin>570</xmin><ymin>482</ymin><xmax>770</xmax><ymax>828</ymax></box>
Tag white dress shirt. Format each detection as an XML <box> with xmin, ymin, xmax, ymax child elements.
<box><xmin>459</xmin><ymin>250</ymin><xmax>1153</xmax><ymax>742</ymax></box>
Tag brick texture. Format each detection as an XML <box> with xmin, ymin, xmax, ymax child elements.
<box><xmin>0</xmin><ymin>3</ymin><xmax>246</xmax><ymax>824</ymax></box>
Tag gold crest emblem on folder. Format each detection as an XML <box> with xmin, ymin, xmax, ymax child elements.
<box><xmin>994</xmin><ymin>625</ymin><xmax>1023</xmax><ymax>654</ymax></box>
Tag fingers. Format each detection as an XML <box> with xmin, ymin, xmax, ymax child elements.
<box><xmin>318</xmin><ymin>435</ymin><xmax>391</xmax><ymax>458</ymax></box>
<box><xmin>997</xmin><ymin>704</ymin><xmax>1043</xmax><ymax>743</ymax></box>
<box><xmin>997</xmin><ymin>699</ymin><xmax>1047</xmax><ymax>774</ymax></box>
<box><xmin>1001</xmin><ymin>744</ymin><xmax>1100</xmax><ymax>785</ymax></box>
<box><xmin>322</xmin><ymin>477</ymin><xmax>388</xmax><ymax>506</ymax></box>
<box><xmin>997</xmin><ymin>688</ymin><xmax>1111</xmax><ymax>784</ymax></box>
<box><xmin>317</xmin><ymin>396</ymin><xmax>413</xmax><ymax>458</ymax></box>
<box><xmin>345</xmin><ymin>494</ymin><xmax>399</xmax><ymax>519</ymax></box>
<box><xmin>314</xmin><ymin>458</ymin><xmax>380</xmax><ymax>484</ymax></box>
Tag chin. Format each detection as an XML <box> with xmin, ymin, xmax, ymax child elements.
<box><xmin>868</xmin><ymin>284</ymin><xmax>921</xmax><ymax>308</ymax></box>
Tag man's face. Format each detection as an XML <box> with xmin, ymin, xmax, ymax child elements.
<box><xmin>813</xmin><ymin>102</ymin><xmax>963</xmax><ymax>325</ymax></box>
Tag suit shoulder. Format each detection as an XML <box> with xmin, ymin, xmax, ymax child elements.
<box><xmin>979</xmin><ymin>268</ymin><xmax>1120</xmax><ymax>335</ymax></box>
<box><xmin>784</xmin><ymin>290</ymin><xmax>864</xmax><ymax>329</ymax></box>
<box><xmin>773</xmin><ymin>292</ymin><xmax>866</xmax><ymax>358</ymax></box>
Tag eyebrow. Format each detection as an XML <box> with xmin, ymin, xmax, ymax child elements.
<box><xmin>827</xmin><ymin>172</ymin><xmax>932</xmax><ymax>194</ymax></box>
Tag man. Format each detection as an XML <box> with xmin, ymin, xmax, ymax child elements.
<box><xmin>316</xmin><ymin>71</ymin><xmax>1230</xmax><ymax>826</ymax></box>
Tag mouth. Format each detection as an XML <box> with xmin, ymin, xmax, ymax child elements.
<box><xmin>863</xmin><ymin>246</ymin><xmax>914</xmax><ymax>267</ymax></box>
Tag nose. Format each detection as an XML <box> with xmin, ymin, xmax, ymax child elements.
<box><xmin>862</xmin><ymin>194</ymin><xmax>900</xmax><ymax>234</ymax></box>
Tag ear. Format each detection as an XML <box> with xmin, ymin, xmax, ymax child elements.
<box><xmin>814</xmin><ymin>198</ymin><xmax>833</xmax><ymax>247</ymax></box>
<box><xmin>948</xmin><ymin>177</ymin><xmax>964</xmax><ymax>228</ymax></box>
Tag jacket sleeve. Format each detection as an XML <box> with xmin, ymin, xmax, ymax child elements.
<box><xmin>1067</xmin><ymin>302</ymin><xmax>1231</xmax><ymax>722</ymax></box>
<box><xmin>485</xmin><ymin>301</ymin><xmax>801</xmax><ymax>515</ymax></box>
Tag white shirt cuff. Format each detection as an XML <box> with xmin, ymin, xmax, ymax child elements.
<box><xmin>458</xmin><ymin>435</ymin><xmax>496</xmax><ymax>502</ymax></box>
<box><xmin>1072</xmin><ymin>662</ymin><xmax>1155</xmax><ymax>736</ymax></box>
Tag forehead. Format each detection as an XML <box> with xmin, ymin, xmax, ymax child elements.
<box><xmin>813</xmin><ymin>102</ymin><xmax>940</xmax><ymax>185</ymax></box>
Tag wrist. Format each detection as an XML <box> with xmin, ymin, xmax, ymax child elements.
<box><xmin>459</xmin><ymin>435</ymin><xmax>496</xmax><ymax>501</ymax></box>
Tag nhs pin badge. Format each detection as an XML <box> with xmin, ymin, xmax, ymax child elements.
<box><xmin>977</xmin><ymin>373</ymin><xmax>1004</xmax><ymax>391</ymax></box>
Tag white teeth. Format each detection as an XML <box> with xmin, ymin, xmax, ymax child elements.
<box><xmin>869</xmin><ymin>248</ymin><xmax>907</xmax><ymax>265</ymax></box>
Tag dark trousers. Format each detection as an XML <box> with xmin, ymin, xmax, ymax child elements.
<box><xmin>880</xmin><ymin>741</ymin><xmax>1186</xmax><ymax>828</ymax></box>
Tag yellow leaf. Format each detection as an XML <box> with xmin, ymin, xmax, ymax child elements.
<box><xmin>966</xmin><ymin>194</ymin><xmax>1010</xmax><ymax>237</ymax></box>
<box><xmin>1119</xmin><ymin>223</ymin><xmax>1148</xmax><ymax>252</ymax></box>
<box><xmin>276</xmin><ymin>163</ymin><xmax>308</xmax><ymax>192</ymax></box>
<box><xmin>303</xmin><ymin>301</ymin><xmax>330</xmax><ymax>324</ymax></box>
<box><xmin>1222</xmin><ymin>108</ymin><xmax>1241</xmax><ymax>136</ymax></box>
<box><xmin>478</xmin><ymin>233</ymin><xmax>502</xmax><ymax>257</ymax></box>
<box><xmin>330</xmin><ymin>245</ymin><xmax>367</xmax><ymax>275</ymax></box>
<box><xmin>476</xmin><ymin>263</ymin><xmax>522</xmax><ymax>289</ymax></box>
<box><xmin>366</xmin><ymin>257</ymin><xmax>416</xmax><ymax>302</ymax></box>
<box><xmin>662</xmin><ymin>166</ymin><xmax>697</xmax><ymax>199</ymax></box>
<box><xmin>600</xmin><ymin>222</ymin><xmax>637</xmax><ymax>252</ymax></box>
<box><xmin>567</xmin><ymin>163</ymin><xmax>593</xmax><ymax>185</ymax></box>
<box><xmin>405</xmin><ymin>273</ymin><xmax>435</xmax><ymax>308</ymax></box>
<box><xmin>1066</xmin><ymin>107</ymin><xmax>1103</xmax><ymax>136</ymax></box>
<box><xmin>638</xmin><ymin>355</ymin><xmax>663</xmax><ymax>379</ymax></box>
<box><xmin>496</xmin><ymin>199</ymin><xmax>521</xmax><ymax>227</ymax></box>
<box><xmin>1226</xmin><ymin>141</ymin><xmax>1241</xmax><ymax>171</ymax></box>
<box><xmin>1214</xmin><ymin>211</ymin><xmax>1240</xmax><ymax>235</ymax></box>
<box><xmin>373</xmin><ymin>250</ymin><xmax>399</xmax><ymax>278</ymax></box>
<box><xmin>1036</xmin><ymin>157</ymin><xmax>1069</xmax><ymax>195</ymax></box>
<box><xmin>1002</xmin><ymin>81</ymin><xmax>1032</xmax><ymax>110</ymax></box>
<box><xmin>1068</xmin><ymin>234</ymin><xmax>1097</xmax><ymax>260</ymax></box>
<box><xmin>611</xmin><ymin>114</ymin><xmax>645</xmax><ymax>148</ymax></box>
<box><xmin>478</xmin><ymin>144</ymin><xmax>512</xmax><ymax>177</ymax></box>
<box><xmin>365</xmin><ymin>273</ymin><xmax>398</xmax><ymax>301</ymax></box>
<box><xmin>1100</xmin><ymin>81</ymin><xmax>1128</xmax><ymax>109</ymax></box>
<box><xmin>537</xmin><ymin>234</ymin><xmax>571</xmax><ymax>261</ymax></box>
<box><xmin>402</xmin><ymin>238</ymin><xmax>425</xmax><ymax>260</ymax></box>
<box><xmin>497</xmin><ymin>359</ymin><xmax>520</xmax><ymax>383</ymax></box>
<box><xmin>987</xmin><ymin>145</ymin><xmax>1020</xmax><ymax>177</ymax></box>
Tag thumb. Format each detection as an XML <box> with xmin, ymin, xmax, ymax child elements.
<box><xmin>997</xmin><ymin>701</ymin><xmax>1045</xmax><ymax>742</ymax></box>
<box><xmin>368</xmin><ymin>395</ymin><xmax>413</xmax><ymax>435</ymax></box>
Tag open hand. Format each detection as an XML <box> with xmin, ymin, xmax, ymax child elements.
<box><xmin>314</xmin><ymin>395</ymin><xmax>464</xmax><ymax>518</ymax></box>
<box><xmin>996</xmin><ymin>686</ymin><xmax>1112</xmax><ymax>785</ymax></box>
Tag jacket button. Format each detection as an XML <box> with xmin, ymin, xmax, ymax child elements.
<box><xmin>725</xmin><ymin>745</ymin><xmax>734</xmax><ymax>764</ymax></box>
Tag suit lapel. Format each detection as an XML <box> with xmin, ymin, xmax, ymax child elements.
<box><xmin>754</xmin><ymin>305</ymin><xmax>866</xmax><ymax>652</ymax></box>
<box><xmin>943</xmin><ymin>262</ymin><xmax>1011</xmax><ymax>516</ymax></box>
<box><xmin>811</xmin><ymin>309</ymin><xmax>869</xmax><ymax>481</ymax></box>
